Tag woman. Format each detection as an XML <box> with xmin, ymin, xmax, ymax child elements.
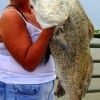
<box><xmin>0</xmin><ymin>0</ymin><xmax>56</xmax><ymax>100</ymax></box>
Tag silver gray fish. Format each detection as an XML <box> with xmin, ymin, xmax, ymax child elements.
<box><xmin>50</xmin><ymin>0</ymin><xmax>94</xmax><ymax>100</ymax></box>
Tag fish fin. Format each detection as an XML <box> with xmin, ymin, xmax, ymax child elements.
<box><xmin>55</xmin><ymin>79</ymin><xmax>66</xmax><ymax>97</ymax></box>
<box><xmin>82</xmin><ymin>56</ymin><xmax>93</xmax><ymax>96</ymax></box>
<box><xmin>52</xmin><ymin>28</ymin><xmax>72</xmax><ymax>67</ymax></box>
<box><xmin>87</xmin><ymin>17</ymin><xmax>94</xmax><ymax>40</ymax></box>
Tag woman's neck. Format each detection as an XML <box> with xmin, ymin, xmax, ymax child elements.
<box><xmin>9</xmin><ymin>0</ymin><xmax>31</xmax><ymax>13</ymax></box>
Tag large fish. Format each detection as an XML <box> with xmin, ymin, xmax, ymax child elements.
<box><xmin>50</xmin><ymin>0</ymin><xmax>94</xmax><ymax>100</ymax></box>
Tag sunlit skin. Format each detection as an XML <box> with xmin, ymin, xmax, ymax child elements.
<box><xmin>0</xmin><ymin>0</ymin><xmax>55</xmax><ymax>71</ymax></box>
<box><xmin>0</xmin><ymin>16</ymin><xmax>2</xmax><ymax>42</ymax></box>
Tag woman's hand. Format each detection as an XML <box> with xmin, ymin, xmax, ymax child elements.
<box><xmin>42</xmin><ymin>27</ymin><xmax>55</xmax><ymax>37</ymax></box>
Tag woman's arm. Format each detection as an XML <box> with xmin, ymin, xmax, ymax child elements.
<box><xmin>0</xmin><ymin>9</ymin><xmax>54</xmax><ymax>72</ymax></box>
<box><xmin>0</xmin><ymin>16</ymin><xmax>3</xmax><ymax>42</ymax></box>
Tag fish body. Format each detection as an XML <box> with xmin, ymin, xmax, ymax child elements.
<box><xmin>50</xmin><ymin>0</ymin><xmax>94</xmax><ymax>100</ymax></box>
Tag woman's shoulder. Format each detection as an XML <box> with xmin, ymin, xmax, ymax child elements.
<box><xmin>0</xmin><ymin>8</ymin><xmax>26</xmax><ymax>31</ymax></box>
<box><xmin>3</xmin><ymin>10</ymin><xmax>19</xmax><ymax>20</ymax></box>
<box><xmin>0</xmin><ymin>8</ymin><xmax>25</xmax><ymax>25</ymax></box>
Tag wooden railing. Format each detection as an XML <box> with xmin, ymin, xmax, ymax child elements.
<box><xmin>87</xmin><ymin>36</ymin><xmax>100</xmax><ymax>93</ymax></box>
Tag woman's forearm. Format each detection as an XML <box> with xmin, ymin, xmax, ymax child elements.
<box><xmin>20</xmin><ymin>28</ymin><xmax>54</xmax><ymax>71</ymax></box>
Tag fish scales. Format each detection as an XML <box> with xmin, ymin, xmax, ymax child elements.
<box><xmin>50</xmin><ymin>0</ymin><xmax>94</xmax><ymax>100</ymax></box>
